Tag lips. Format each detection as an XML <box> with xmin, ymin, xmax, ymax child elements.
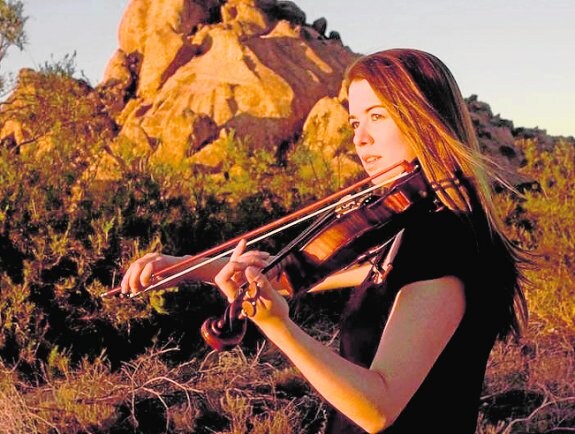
<box><xmin>361</xmin><ymin>154</ymin><xmax>381</xmax><ymax>171</ymax></box>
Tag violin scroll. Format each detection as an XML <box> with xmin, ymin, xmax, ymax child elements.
<box><xmin>201</xmin><ymin>301</ymin><xmax>247</xmax><ymax>352</ymax></box>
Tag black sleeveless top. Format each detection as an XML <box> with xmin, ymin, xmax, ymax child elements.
<box><xmin>324</xmin><ymin>207</ymin><xmax>514</xmax><ymax>434</ymax></box>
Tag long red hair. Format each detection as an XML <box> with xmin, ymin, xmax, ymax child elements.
<box><xmin>345</xmin><ymin>48</ymin><xmax>528</xmax><ymax>338</ymax></box>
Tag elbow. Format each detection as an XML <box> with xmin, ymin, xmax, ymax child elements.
<box><xmin>360</xmin><ymin>376</ymin><xmax>400</xmax><ymax>432</ymax></box>
<box><xmin>356</xmin><ymin>408</ymin><xmax>397</xmax><ymax>433</ymax></box>
<box><xmin>343</xmin><ymin>369</ymin><xmax>402</xmax><ymax>432</ymax></box>
<box><xmin>362</xmin><ymin>415</ymin><xmax>395</xmax><ymax>434</ymax></box>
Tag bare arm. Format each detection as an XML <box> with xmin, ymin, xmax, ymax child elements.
<box><xmin>307</xmin><ymin>262</ymin><xmax>372</xmax><ymax>292</ymax></box>
<box><xmin>308</xmin><ymin>229</ymin><xmax>404</xmax><ymax>293</ymax></box>
<box><xmin>241</xmin><ymin>270</ymin><xmax>466</xmax><ymax>432</ymax></box>
<box><xmin>121</xmin><ymin>250</ymin><xmax>269</xmax><ymax>295</ymax></box>
<box><xmin>121</xmin><ymin>247</ymin><xmax>371</xmax><ymax>296</ymax></box>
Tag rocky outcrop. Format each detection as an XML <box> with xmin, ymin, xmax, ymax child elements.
<box><xmin>467</xmin><ymin>95</ymin><xmax>521</xmax><ymax>163</ymax></box>
<box><xmin>96</xmin><ymin>0</ymin><xmax>358</xmax><ymax>173</ymax></box>
<box><xmin>0</xmin><ymin>0</ymin><xmax>568</xmax><ymax>184</ymax></box>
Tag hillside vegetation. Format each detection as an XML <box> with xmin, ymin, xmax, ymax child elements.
<box><xmin>0</xmin><ymin>61</ymin><xmax>574</xmax><ymax>434</ymax></box>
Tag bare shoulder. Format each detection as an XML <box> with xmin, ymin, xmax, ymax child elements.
<box><xmin>373</xmin><ymin>275</ymin><xmax>466</xmax><ymax>360</ymax></box>
<box><xmin>400</xmin><ymin>276</ymin><xmax>466</xmax><ymax>314</ymax></box>
<box><xmin>391</xmin><ymin>276</ymin><xmax>466</xmax><ymax>339</ymax></box>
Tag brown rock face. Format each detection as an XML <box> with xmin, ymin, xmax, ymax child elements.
<box><xmin>100</xmin><ymin>0</ymin><xmax>359</xmax><ymax>172</ymax></box>
<box><xmin>113</xmin><ymin>0</ymin><xmax>223</xmax><ymax>97</ymax></box>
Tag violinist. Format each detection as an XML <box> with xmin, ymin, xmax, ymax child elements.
<box><xmin>120</xmin><ymin>48</ymin><xmax>529</xmax><ymax>433</ymax></box>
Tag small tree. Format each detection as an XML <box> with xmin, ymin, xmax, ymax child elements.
<box><xmin>0</xmin><ymin>0</ymin><xmax>26</xmax><ymax>92</ymax></box>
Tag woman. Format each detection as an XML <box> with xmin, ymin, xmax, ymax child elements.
<box><xmin>121</xmin><ymin>49</ymin><xmax>529</xmax><ymax>433</ymax></box>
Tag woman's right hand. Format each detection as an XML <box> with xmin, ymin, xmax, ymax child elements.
<box><xmin>120</xmin><ymin>253</ymin><xmax>183</xmax><ymax>296</ymax></box>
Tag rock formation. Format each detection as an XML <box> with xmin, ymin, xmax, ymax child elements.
<box><xmin>98</xmin><ymin>0</ymin><xmax>359</xmax><ymax>174</ymax></box>
<box><xmin>0</xmin><ymin>0</ymin><xmax>568</xmax><ymax>184</ymax></box>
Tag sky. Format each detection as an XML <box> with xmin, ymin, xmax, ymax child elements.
<box><xmin>2</xmin><ymin>0</ymin><xmax>574</xmax><ymax>137</ymax></box>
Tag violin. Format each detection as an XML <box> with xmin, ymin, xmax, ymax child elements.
<box><xmin>102</xmin><ymin>160</ymin><xmax>442</xmax><ymax>351</ymax></box>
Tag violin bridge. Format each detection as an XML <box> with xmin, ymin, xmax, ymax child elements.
<box><xmin>335</xmin><ymin>199</ymin><xmax>360</xmax><ymax>216</ymax></box>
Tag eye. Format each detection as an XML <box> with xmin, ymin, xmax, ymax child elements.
<box><xmin>349</xmin><ymin>120</ymin><xmax>359</xmax><ymax>130</ymax></box>
<box><xmin>371</xmin><ymin>113</ymin><xmax>385</xmax><ymax>121</ymax></box>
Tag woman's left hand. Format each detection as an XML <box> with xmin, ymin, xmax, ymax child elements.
<box><xmin>214</xmin><ymin>239</ymin><xmax>290</xmax><ymax>326</ymax></box>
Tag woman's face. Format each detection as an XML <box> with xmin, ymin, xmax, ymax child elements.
<box><xmin>348</xmin><ymin>79</ymin><xmax>416</xmax><ymax>183</ymax></box>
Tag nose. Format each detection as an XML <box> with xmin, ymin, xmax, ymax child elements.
<box><xmin>353</xmin><ymin>122</ymin><xmax>373</xmax><ymax>147</ymax></box>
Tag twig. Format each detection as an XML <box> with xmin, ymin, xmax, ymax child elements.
<box><xmin>502</xmin><ymin>396</ymin><xmax>575</xmax><ymax>434</ymax></box>
<box><xmin>141</xmin><ymin>386</ymin><xmax>170</xmax><ymax>433</ymax></box>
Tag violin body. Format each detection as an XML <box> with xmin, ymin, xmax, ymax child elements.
<box><xmin>273</xmin><ymin>167</ymin><xmax>437</xmax><ymax>295</ymax></box>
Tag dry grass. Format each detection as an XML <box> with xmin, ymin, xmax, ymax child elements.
<box><xmin>1</xmin><ymin>278</ymin><xmax>574</xmax><ymax>434</ymax></box>
<box><xmin>2</xmin><ymin>319</ymin><xmax>572</xmax><ymax>433</ymax></box>
<box><xmin>0</xmin><ymin>341</ymin><xmax>327</xmax><ymax>433</ymax></box>
<box><xmin>478</xmin><ymin>318</ymin><xmax>575</xmax><ymax>433</ymax></box>
<box><xmin>0</xmin><ymin>382</ymin><xmax>42</xmax><ymax>434</ymax></box>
